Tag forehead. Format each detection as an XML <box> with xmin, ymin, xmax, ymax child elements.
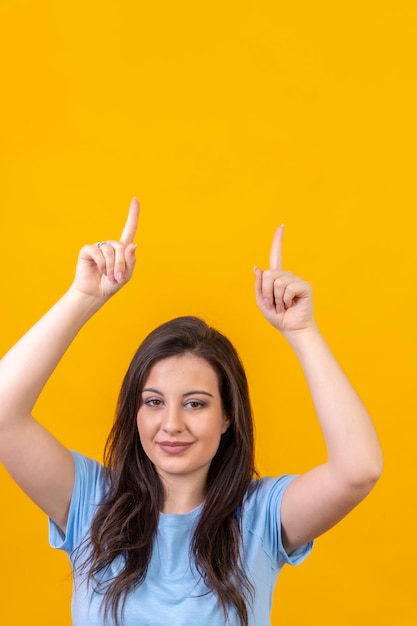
<box><xmin>144</xmin><ymin>354</ymin><xmax>219</xmax><ymax>390</ymax></box>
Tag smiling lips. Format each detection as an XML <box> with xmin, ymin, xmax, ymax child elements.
<box><xmin>157</xmin><ymin>441</ymin><xmax>194</xmax><ymax>455</ymax></box>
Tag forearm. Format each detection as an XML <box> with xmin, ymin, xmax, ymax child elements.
<box><xmin>284</xmin><ymin>324</ymin><xmax>383</xmax><ymax>486</ymax></box>
<box><xmin>0</xmin><ymin>288</ymin><xmax>104</xmax><ymax>424</ymax></box>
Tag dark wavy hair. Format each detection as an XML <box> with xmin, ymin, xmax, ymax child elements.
<box><xmin>80</xmin><ymin>316</ymin><xmax>257</xmax><ymax>625</ymax></box>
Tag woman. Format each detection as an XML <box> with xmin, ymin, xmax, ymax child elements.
<box><xmin>0</xmin><ymin>198</ymin><xmax>382</xmax><ymax>625</ymax></box>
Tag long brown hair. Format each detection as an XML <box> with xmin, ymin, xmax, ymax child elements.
<box><xmin>80</xmin><ymin>316</ymin><xmax>257</xmax><ymax>625</ymax></box>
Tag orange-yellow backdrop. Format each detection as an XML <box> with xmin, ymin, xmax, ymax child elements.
<box><xmin>1</xmin><ymin>1</ymin><xmax>416</xmax><ymax>624</ymax></box>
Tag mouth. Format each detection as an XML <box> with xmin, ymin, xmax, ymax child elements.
<box><xmin>157</xmin><ymin>441</ymin><xmax>194</xmax><ymax>455</ymax></box>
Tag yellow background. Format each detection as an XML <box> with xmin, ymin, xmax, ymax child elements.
<box><xmin>0</xmin><ymin>1</ymin><xmax>416</xmax><ymax>624</ymax></box>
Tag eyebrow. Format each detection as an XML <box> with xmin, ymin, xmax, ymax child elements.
<box><xmin>141</xmin><ymin>387</ymin><xmax>214</xmax><ymax>398</ymax></box>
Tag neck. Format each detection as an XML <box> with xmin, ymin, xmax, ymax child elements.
<box><xmin>159</xmin><ymin>473</ymin><xmax>207</xmax><ymax>514</ymax></box>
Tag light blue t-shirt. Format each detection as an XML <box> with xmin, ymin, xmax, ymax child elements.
<box><xmin>49</xmin><ymin>451</ymin><xmax>312</xmax><ymax>626</ymax></box>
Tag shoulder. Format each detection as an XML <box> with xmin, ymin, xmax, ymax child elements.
<box><xmin>71</xmin><ymin>450</ymin><xmax>106</xmax><ymax>484</ymax></box>
<box><xmin>241</xmin><ymin>475</ymin><xmax>314</xmax><ymax>567</ymax></box>
<box><xmin>69</xmin><ymin>450</ymin><xmax>108</xmax><ymax>500</ymax></box>
<box><xmin>241</xmin><ymin>477</ymin><xmax>295</xmax><ymax>544</ymax></box>
<box><xmin>49</xmin><ymin>451</ymin><xmax>108</xmax><ymax>553</ymax></box>
<box><xmin>240</xmin><ymin>475</ymin><xmax>296</xmax><ymax>537</ymax></box>
<box><xmin>244</xmin><ymin>475</ymin><xmax>296</xmax><ymax>511</ymax></box>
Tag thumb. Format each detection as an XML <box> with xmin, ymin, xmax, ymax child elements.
<box><xmin>254</xmin><ymin>266</ymin><xmax>264</xmax><ymax>308</ymax></box>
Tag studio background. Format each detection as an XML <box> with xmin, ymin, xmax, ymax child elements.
<box><xmin>1</xmin><ymin>1</ymin><xmax>416</xmax><ymax>624</ymax></box>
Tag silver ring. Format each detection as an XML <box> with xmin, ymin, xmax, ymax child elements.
<box><xmin>97</xmin><ymin>241</ymin><xmax>108</xmax><ymax>248</ymax></box>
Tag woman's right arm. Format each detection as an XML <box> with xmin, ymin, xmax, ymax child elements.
<box><xmin>0</xmin><ymin>198</ymin><xmax>139</xmax><ymax>532</ymax></box>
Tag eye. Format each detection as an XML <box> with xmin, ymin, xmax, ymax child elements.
<box><xmin>144</xmin><ymin>398</ymin><xmax>164</xmax><ymax>407</ymax></box>
<box><xmin>185</xmin><ymin>400</ymin><xmax>205</xmax><ymax>409</ymax></box>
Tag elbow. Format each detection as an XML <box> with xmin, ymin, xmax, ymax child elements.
<box><xmin>332</xmin><ymin>443</ymin><xmax>384</xmax><ymax>499</ymax></box>
<box><xmin>349</xmin><ymin>453</ymin><xmax>383</xmax><ymax>498</ymax></box>
<box><xmin>367</xmin><ymin>446</ymin><xmax>384</xmax><ymax>486</ymax></box>
<box><xmin>360</xmin><ymin>467</ymin><xmax>382</xmax><ymax>497</ymax></box>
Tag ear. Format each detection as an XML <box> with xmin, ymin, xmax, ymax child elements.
<box><xmin>221</xmin><ymin>414</ymin><xmax>231</xmax><ymax>434</ymax></box>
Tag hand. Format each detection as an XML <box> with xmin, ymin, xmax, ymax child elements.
<box><xmin>72</xmin><ymin>198</ymin><xmax>139</xmax><ymax>300</ymax></box>
<box><xmin>254</xmin><ymin>225</ymin><xmax>315</xmax><ymax>334</ymax></box>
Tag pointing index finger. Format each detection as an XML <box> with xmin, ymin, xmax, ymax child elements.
<box><xmin>120</xmin><ymin>197</ymin><xmax>140</xmax><ymax>244</ymax></box>
<box><xmin>269</xmin><ymin>224</ymin><xmax>284</xmax><ymax>270</ymax></box>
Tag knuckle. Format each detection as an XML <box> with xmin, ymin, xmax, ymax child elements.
<box><xmin>263</xmin><ymin>269</ymin><xmax>272</xmax><ymax>281</ymax></box>
<box><xmin>273</xmin><ymin>276</ymin><xmax>287</xmax><ymax>289</ymax></box>
<box><xmin>109</xmin><ymin>240</ymin><xmax>124</xmax><ymax>250</ymax></box>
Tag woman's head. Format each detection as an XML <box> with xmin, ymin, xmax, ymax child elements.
<box><xmin>107</xmin><ymin>316</ymin><xmax>255</xmax><ymax>494</ymax></box>
<box><xmin>136</xmin><ymin>352</ymin><xmax>231</xmax><ymax>493</ymax></box>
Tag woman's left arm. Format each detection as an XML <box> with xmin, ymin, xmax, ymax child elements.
<box><xmin>254</xmin><ymin>225</ymin><xmax>383</xmax><ymax>554</ymax></box>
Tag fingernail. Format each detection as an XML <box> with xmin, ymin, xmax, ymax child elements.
<box><xmin>116</xmin><ymin>272</ymin><xmax>124</xmax><ymax>282</ymax></box>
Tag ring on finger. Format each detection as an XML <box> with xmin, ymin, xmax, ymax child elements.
<box><xmin>97</xmin><ymin>241</ymin><xmax>109</xmax><ymax>248</ymax></box>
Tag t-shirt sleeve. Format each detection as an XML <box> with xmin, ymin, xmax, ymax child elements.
<box><xmin>245</xmin><ymin>475</ymin><xmax>313</xmax><ymax>569</ymax></box>
<box><xmin>48</xmin><ymin>450</ymin><xmax>106</xmax><ymax>556</ymax></box>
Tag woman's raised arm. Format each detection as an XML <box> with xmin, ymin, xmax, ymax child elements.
<box><xmin>0</xmin><ymin>198</ymin><xmax>139</xmax><ymax>532</ymax></box>
<box><xmin>254</xmin><ymin>224</ymin><xmax>383</xmax><ymax>553</ymax></box>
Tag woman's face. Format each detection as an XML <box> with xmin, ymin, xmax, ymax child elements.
<box><xmin>136</xmin><ymin>354</ymin><xmax>229</xmax><ymax>492</ymax></box>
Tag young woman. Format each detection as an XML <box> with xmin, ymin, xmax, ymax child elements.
<box><xmin>0</xmin><ymin>198</ymin><xmax>382</xmax><ymax>625</ymax></box>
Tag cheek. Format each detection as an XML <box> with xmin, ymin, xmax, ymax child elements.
<box><xmin>198</xmin><ymin>419</ymin><xmax>228</xmax><ymax>442</ymax></box>
<box><xmin>136</xmin><ymin>413</ymin><xmax>142</xmax><ymax>436</ymax></box>
<box><xmin>136</xmin><ymin>413</ymin><xmax>153</xmax><ymax>442</ymax></box>
<box><xmin>136</xmin><ymin>420</ymin><xmax>158</xmax><ymax>459</ymax></box>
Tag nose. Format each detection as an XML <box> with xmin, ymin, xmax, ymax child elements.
<box><xmin>161</xmin><ymin>404</ymin><xmax>185</xmax><ymax>435</ymax></box>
